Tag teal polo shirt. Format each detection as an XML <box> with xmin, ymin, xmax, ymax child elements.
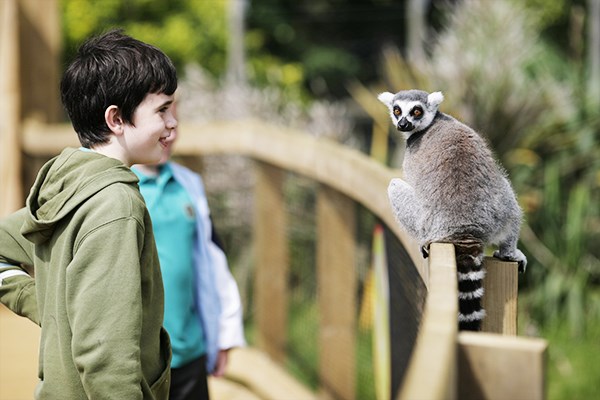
<box><xmin>134</xmin><ymin>164</ymin><xmax>205</xmax><ymax>368</ymax></box>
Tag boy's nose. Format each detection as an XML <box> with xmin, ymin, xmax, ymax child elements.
<box><xmin>167</xmin><ymin>114</ymin><xmax>178</xmax><ymax>130</ymax></box>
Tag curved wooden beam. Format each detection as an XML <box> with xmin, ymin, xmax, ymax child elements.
<box><xmin>22</xmin><ymin>118</ymin><xmax>426</xmax><ymax>279</ymax></box>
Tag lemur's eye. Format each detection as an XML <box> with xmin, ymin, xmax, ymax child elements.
<box><xmin>393</xmin><ymin>106</ymin><xmax>401</xmax><ymax>117</ymax></box>
<box><xmin>412</xmin><ymin>107</ymin><xmax>423</xmax><ymax>118</ymax></box>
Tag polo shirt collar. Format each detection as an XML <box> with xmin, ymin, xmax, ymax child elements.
<box><xmin>136</xmin><ymin>163</ymin><xmax>174</xmax><ymax>187</ymax></box>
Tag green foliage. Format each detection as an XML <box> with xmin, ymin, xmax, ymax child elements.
<box><xmin>60</xmin><ymin>0</ymin><xmax>314</xmax><ymax>102</ymax></box>
<box><xmin>286</xmin><ymin>300</ymin><xmax>319</xmax><ymax>389</ymax></box>
<box><xmin>515</xmin><ymin>107</ymin><xmax>600</xmax><ymax>336</ymax></box>
<box><xmin>509</xmin><ymin>0</ymin><xmax>568</xmax><ymax>29</ymax></box>
<box><xmin>60</xmin><ymin>0</ymin><xmax>228</xmax><ymax>78</ymax></box>
<box><xmin>246</xmin><ymin>0</ymin><xmax>407</xmax><ymax>98</ymax></box>
<box><xmin>427</xmin><ymin>0</ymin><xmax>572</xmax><ymax>156</ymax></box>
<box><xmin>519</xmin><ymin>312</ymin><xmax>600</xmax><ymax>400</ymax></box>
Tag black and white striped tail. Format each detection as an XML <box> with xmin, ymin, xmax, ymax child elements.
<box><xmin>453</xmin><ymin>238</ymin><xmax>486</xmax><ymax>331</ymax></box>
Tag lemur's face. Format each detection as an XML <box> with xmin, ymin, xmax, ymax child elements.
<box><xmin>378</xmin><ymin>90</ymin><xmax>444</xmax><ymax>137</ymax></box>
<box><xmin>390</xmin><ymin>100</ymin><xmax>426</xmax><ymax>133</ymax></box>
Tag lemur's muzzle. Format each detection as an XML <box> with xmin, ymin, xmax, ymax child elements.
<box><xmin>397</xmin><ymin>117</ymin><xmax>414</xmax><ymax>132</ymax></box>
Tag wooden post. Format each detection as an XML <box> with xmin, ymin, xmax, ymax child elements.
<box><xmin>398</xmin><ymin>243</ymin><xmax>458</xmax><ymax>400</ymax></box>
<box><xmin>317</xmin><ymin>185</ymin><xmax>356</xmax><ymax>400</ymax></box>
<box><xmin>0</xmin><ymin>0</ymin><xmax>23</xmax><ymax>216</ymax></box>
<box><xmin>458</xmin><ymin>332</ymin><xmax>547</xmax><ymax>400</ymax></box>
<box><xmin>19</xmin><ymin>0</ymin><xmax>62</xmax><ymax>123</ymax></box>
<box><xmin>481</xmin><ymin>258</ymin><xmax>518</xmax><ymax>335</ymax></box>
<box><xmin>253</xmin><ymin>162</ymin><xmax>288</xmax><ymax>362</ymax></box>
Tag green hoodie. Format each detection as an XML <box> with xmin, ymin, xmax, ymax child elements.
<box><xmin>0</xmin><ymin>148</ymin><xmax>170</xmax><ymax>399</ymax></box>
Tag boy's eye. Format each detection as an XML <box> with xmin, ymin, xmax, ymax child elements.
<box><xmin>393</xmin><ymin>106</ymin><xmax>401</xmax><ymax>117</ymax></box>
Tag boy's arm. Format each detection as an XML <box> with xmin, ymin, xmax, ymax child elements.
<box><xmin>208</xmin><ymin>233</ymin><xmax>246</xmax><ymax>351</ymax></box>
<box><xmin>67</xmin><ymin>217</ymin><xmax>146</xmax><ymax>400</ymax></box>
<box><xmin>0</xmin><ymin>208</ymin><xmax>38</xmax><ymax>324</ymax></box>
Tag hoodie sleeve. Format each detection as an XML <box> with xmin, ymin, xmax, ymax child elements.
<box><xmin>66</xmin><ymin>216</ymin><xmax>145</xmax><ymax>400</ymax></box>
<box><xmin>0</xmin><ymin>208</ymin><xmax>38</xmax><ymax>324</ymax></box>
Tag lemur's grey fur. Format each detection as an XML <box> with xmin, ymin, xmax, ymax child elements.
<box><xmin>378</xmin><ymin>89</ymin><xmax>527</xmax><ymax>330</ymax></box>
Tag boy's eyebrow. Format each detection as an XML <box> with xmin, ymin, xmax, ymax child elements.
<box><xmin>156</xmin><ymin>99</ymin><xmax>174</xmax><ymax>110</ymax></box>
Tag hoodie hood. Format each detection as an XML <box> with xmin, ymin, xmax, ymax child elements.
<box><xmin>22</xmin><ymin>148</ymin><xmax>139</xmax><ymax>244</ymax></box>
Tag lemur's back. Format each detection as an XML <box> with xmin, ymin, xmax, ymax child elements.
<box><xmin>402</xmin><ymin>112</ymin><xmax>515</xmax><ymax>244</ymax></box>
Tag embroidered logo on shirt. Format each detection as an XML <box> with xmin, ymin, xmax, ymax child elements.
<box><xmin>184</xmin><ymin>204</ymin><xmax>195</xmax><ymax>219</ymax></box>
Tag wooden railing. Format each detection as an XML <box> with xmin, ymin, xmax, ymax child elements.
<box><xmin>17</xmin><ymin>120</ymin><xmax>547</xmax><ymax>399</ymax></box>
<box><xmin>20</xmin><ymin>118</ymin><xmax>425</xmax><ymax>279</ymax></box>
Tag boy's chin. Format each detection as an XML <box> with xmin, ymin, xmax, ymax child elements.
<box><xmin>157</xmin><ymin>150</ymin><xmax>171</xmax><ymax>165</ymax></box>
<box><xmin>139</xmin><ymin>154</ymin><xmax>163</xmax><ymax>167</ymax></box>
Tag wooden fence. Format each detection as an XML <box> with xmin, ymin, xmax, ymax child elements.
<box><xmin>7</xmin><ymin>118</ymin><xmax>548</xmax><ymax>399</ymax></box>
<box><xmin>0</xmin><ymin>0</ymin><xmax>547</xmax><ymax>398</ymax></box>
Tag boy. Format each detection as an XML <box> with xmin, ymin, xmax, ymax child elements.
<box><xmin>0</xmin><ymin>29</ymin><xmax>177</xmax><ymax>399</ymax></box>
<box><xmin>132</xmin><ymin>103</ymin><xmax>246</xmax><ymax>400</ymax></box>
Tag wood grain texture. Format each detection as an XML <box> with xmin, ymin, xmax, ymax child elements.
<box><xmin>458</xmin><ymin>332</ymin><xmax>547</xmax><ymax>400</ymax></box>
<box><xmin>482</xmin><ymin>257</ymin><xmax>518</xmax><ymax>335</ymax></box>
<box><xmin>317</xmin><ymin>185</ymin><xmax>356</xmax><ymax>400</ymax></box>
<box><xmin>398</xmin><ymin>243</ymin><xmax>458</xmax><ymax>400</ymax></box>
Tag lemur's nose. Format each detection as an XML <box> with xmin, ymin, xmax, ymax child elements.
<box><xmin>398</xmin><ymin>117</ymin><xmax>413</xmax><ymax>132</ymax></box>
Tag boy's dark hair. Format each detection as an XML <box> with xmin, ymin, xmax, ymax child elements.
<box><xmin>60</xmin><ymin>29</ymin><xmax>177</xmax><ymax>148</ymax></box>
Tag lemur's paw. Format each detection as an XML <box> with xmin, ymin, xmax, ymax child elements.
<box><xmin>421</xmin><ymin>245</ymin><xmax>430</xmax><ymax>259</ymax></box>
<box><xmin>493</xmin><ymin>249</ymin><xmax>527</xmax><ymax>273</ymax></box>
<box><xmin>387</xmin><ymin>179</ymin><xmax>412</xmax><ymax>222</ymax></box>
<box><xmin>387</xmin><ymin>178</ymin><xmax>410</xmax><ymax>199</ymax></box>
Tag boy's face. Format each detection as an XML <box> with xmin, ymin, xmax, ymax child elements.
<box><xmin>156</xmin><ymin>102</ymin><xmax>179</xmax><ymax>165</ymax></box>
<box><xmin>123</xmin><ymin>92</ymin><xmax>177</xmax><ymax>165</ymax></box>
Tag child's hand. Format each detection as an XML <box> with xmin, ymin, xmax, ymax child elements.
<box><xmin>211</xmin><ymin>349</ymin><xmax>229</xmax><ymax>377</ymax></box>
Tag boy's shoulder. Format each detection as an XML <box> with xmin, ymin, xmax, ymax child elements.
<box><xmin>70</xmin><ymin>181</ymin><xmax>149</xmax><ymax>241</ymax></box>
<box><xmin>87</xmin><ymin>180</ymin><xmax>147</xmax><ymax>217</ymax></box>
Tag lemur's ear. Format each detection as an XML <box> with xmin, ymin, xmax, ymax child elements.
<box><xmin>377</xmin><ymin>92</ymin><xmax>395</xmax><ymax>108</ymax></box>
<box><xmin>427</xmin><ymin>91</ymin><xmax>444</xmax><ymax>107</ymax></box>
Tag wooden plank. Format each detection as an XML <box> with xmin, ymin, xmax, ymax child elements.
<box><xmin>398</xmin><ymin>243</ymin><xmax>458</xmax><ymax>400</ymax></box>
<box><xmin>317</xmin><ymin>185</ymin><xmax>356</xmax><ymax>400</ymax></box>
<box><xmin>0</xmin><ymin>305</ymin><xmax>40</xmax><ymax>399</ymax></box>
<box><xmin>481</xmin><ymin>258</ymin><xmax>518</xmax><ymax>335</ymax></box>
<box><xmin>224</xmin><ymin>347</ymin><xmax>317</xmax><ymax>400</ymax></box>
<box><xmin>458</xmin><ymin>332</ymin><xmax>547</xmax><ymax>400</ymax></box>
<box><xmin>0</xmin><ymin>0</ymin><xmax>23</xmax><ymax>215</ymax></box>
<box><xmin>253</xmin><ymin>162</ymin><xmax>288</xmax><ymax>362</ymax></box>
<box><xmin>208</xmin><ymin>377</ymin><xmax>262</xmax><ymax>400</ymax></box>
<box><xmin>19</xmin><ymin>0</ymin><xmax>61</xmax><ymax>122</ymax></box>
<box><xmin>21</xmin><ymin>119</ymin><xmax>425</xmax><ymax>280</ymax></box>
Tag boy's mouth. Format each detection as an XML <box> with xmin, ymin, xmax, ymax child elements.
<box><xmin>159</xmin><ymin>137</ymin><xmax>168</xmax><ymax>148</ymax></box>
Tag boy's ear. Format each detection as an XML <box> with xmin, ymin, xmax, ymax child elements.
<box><xmin>105</xmin><ymin>105</ymin><xmax>124</xmax><ymax>135</ymax></box>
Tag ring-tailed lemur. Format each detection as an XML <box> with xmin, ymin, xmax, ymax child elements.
<box><xmin>378</xmin><ymin>89</ymin><xmax>527</xmax><ymax>331</ymax></box>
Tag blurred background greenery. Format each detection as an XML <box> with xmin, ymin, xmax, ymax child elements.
<box><xmin>59</xmin><ymin>0</ymin><xmax>599</xmax><ymax>398</ymax></box>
